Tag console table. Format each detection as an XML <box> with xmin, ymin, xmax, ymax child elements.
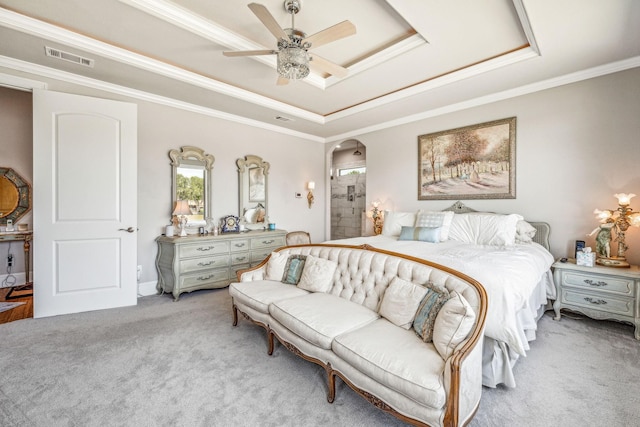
<box><xmin>0</xmin><ymin>230</ymin><xmax>33</xmax><ymax>299</ymax></box>
<box><xmin>155</xmin><ymin>229</ymin><xmax>286</xmax><ymax>301</ymax></box>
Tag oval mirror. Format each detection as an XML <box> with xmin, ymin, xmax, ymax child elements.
<box><xmin>237</xmin><ymin>155</ymin><xmax>269</xmax><ymax>230</ymax></box>
<box><xmin>169</xmin><ymin>146</ymin><xmax>214</xmax><ymax>228</ymax></box>
<box><xmin>0</xmin><ymin>167</ymin><xmax>31</xmax><ymax>225</ymax></box>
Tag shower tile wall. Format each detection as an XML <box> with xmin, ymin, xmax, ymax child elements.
<box><xmin>331</xmin><ymin>173</ymin><xmax>365</xmax><ymax>240</ymax></box>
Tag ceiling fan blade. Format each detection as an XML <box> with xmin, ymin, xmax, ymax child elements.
<box><xmin>310</xmin><ymin>54</ymin><xmax>348</xmax><ymax>78</ymax></box>
<box><xmin>223</xmin><ymin>50</ymin><xmax>275</xmax><ymax>57</ymax></box>
<box><xmin>248</xmin><ymin>3</ymin><xmax>289</xmax><ymax>41</ymax></box>
<box><xmin>302</xmin><ymin>20</ymin><xmax>356</xmax><ymax>49</ymax></box>
<box><xmin>276</xmin><ymin>75</ymin><xmax>289</xmax><ymax>86</ymax></box>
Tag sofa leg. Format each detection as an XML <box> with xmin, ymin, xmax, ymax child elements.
<box><xmin>232</xmin><ymin>303</ymin><xmax>238</xmax><ymax>326</ymax></box>
<box><xmin>267</xmin><ymin>330</ymin><xmax>275</xmax><ymax>355</ymax></box>
<box><xmin>326</xmin><ymin>365</ymin><xmax>336</xmax><ymax>403</ymax></box>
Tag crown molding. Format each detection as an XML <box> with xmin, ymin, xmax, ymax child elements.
<box><xmin>0</xmin><ymin>6</ymin><xmax>324</xmax><ymax>124</ymax></box>
<box><xmin>0</xmin><ymin>55</ymin><xmax>324</xmax><ymax>143</ymax></box>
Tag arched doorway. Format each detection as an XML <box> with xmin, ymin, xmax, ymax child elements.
<box><xmin>329</xmin><ymin>139</ymin><xmax>366</xmax><ymax>240</ymax></box>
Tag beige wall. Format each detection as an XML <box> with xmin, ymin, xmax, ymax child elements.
<box><xmin>346</xmin><ymin>68</ymin><xmax>640</xmax><ymax>265</ymax></box>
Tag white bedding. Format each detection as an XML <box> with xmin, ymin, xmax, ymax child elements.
<box><xmin>324</xmin><ymin>235</ymin><xmax>554</xmax><ymax>356</ymax></box>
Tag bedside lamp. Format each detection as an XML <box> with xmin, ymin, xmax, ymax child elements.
<box><xmin>592</xmin><ymin>193</ymin><xmax>640</xmax><ymax>267</ymax></box>
<box><xmin>370</xmin><ymin>201</ymin><xmax>384</xmax><ymax>235</ymax></box>
<box><xmin>307</xmin><ymin>181</ymin><xmax>315</xmax><ymax>209</ymax></box>
<box><xmin>172</xmin><ymin>200</ymin><xmax>191</xmax><ymax>237</ymax></box>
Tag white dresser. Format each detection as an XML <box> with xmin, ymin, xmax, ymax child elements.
<box><xmin>552</xmin><ymin>259</ymin><xmax>640</xmax><ymax>339</ymax></box>
<box><xmin>155</xmin><ymin>229</ymin><xmax>286</xmax><ymax>300</ymax></box>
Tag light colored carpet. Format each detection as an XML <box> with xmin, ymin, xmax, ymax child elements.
<box><xmin>0</xmin><ymin>289</ymin><xmax>637</xmax><ymax>427</ymax></box>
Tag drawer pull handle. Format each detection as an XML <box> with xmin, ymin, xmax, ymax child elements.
<box><xmin>197</xmin><ymin>246</ymin><xmax>216</xmax><ymax>251</ymax></box>
<box><xmin>198</xmin><ymin>261</ymin><xmax>215</xmax><ymax>266</ymax></box>
<box><xmin>197</xmin><ymin>274</ymin><xmax>214</xmax><ymax>281</ymax></box>
<box><xmin>262</xmin><ymin>240</ymin><xmax>274</xmax><ymax>244</ymax></box>
<box><xmin>584</xmin><ymin>297</ymin><xmax>607</xmax><ymax>305</ymax></box>
<box><xmin>235</xmin><ymin>243</ymin><xmax>246</xmax><ymax>248</ymax></box>
<box><xmin>584</xmin><ymin>279</ymin><xmax>608</xmax><ymax>287</ymax></box>
<box><xmin>235</xmin><ymin>256</ymin><xmax>247</xmax><ymax>261</ymax></box>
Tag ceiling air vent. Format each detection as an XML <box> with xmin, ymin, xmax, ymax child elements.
<box><xmin>275</xmin><ymin>115</ymin><xmax>294</xmax><ymax>122</ymax></box>
<box><xmin>45</xmin><ymin>47</ymin><xmax>95</xmax><ymax>68</ymax></box>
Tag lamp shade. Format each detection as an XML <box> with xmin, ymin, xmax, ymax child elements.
<box><xmin>307</xmin><ymin>181</ymin><xmax>315</xmax><ymax>191</ymax></box>
<box><xmin>614</xmin><ymin>193</ymin><xmax>636</xmax><ymax>206</ymax></box>
<box><xmin>172</xmin><ymin>200</ymin><xmax>191</xmax><ymax>216</ymax></box>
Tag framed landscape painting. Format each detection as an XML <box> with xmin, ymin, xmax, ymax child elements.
<box><xmin>418</xmin><ymin>117</ymin><xmax>516</xmax><ymax>200</ymax></box>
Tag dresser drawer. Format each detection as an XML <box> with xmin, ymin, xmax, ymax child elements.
<box><xmin>230</xmin><ymin>239</ymin><xmax>250</xmax><ymax>252</ymax></box>
<box><xmin>180</xmin><ymin>255</ymin><xmax>229</xmax><ymax>274</ymax></box>
<box><xmin>561</xmin><ymin>288</ymin><xmax>634</xmax><ymax>317</ymax></box>
<box><xmin>180</xmin><ymin>241</ymin><xmax>230</xmax><ymax>258</ymax></box>
<box><xmin>251</xmin><ymin>248</ymin><xmax>273</xmax><ymax>263</ymax></box>
<box><xmin>560</xmin><ymin>271</ymin><xmax>634</xmax><ymax>296</ymax></box>
<box><xmin>230</xmin><ymin>252</ymin><xmax>250</xmax><ymax>265</ymax></box>
<box><xmin>180</xmin><ymin>268</ymin><xmax>229</xmax><ymax>289</ymax></box>
<box><xmin>251</xmin><ymin>235</ymin><xmax>284</xmax><ymax>250</ymax></box>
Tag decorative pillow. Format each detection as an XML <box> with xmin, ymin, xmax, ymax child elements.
<box><xmin>281</xmin><ymin>255</ymin><xmax>307</xmax><ymax>285</ymax></box>
<box><xmin>412</xmin><ymin>283</ymin><xmax>450</xmax><ymax>342</ymax></box>
<box><xmin>515</xmin><ymin>220</ymin><xmax>537</xmax><ymax>244</ymax></box>
<box><xmin>264</xmin><ymin>251</ymin><xmax>288</xmax><ymax>280</ymax></box>
<box><xmin>379</xmin><ymin>277</ymin><xmax>429</xmax><ymax>329</ymax></box>
<box><xmin>415</xmin><ymin>210</ymin><xmax>454</xmax><ymax>241</ymax></box>
<box><xmin>381</xmin><ymin>211</ymin><xmax>417</xmax><ymax>237</ymax></box>
<box><xmin>433</xmin><ymin>291</ymin><xmax>477</xmax><ymax>360</ymax></box>
<box><xmin>448</xmin><ymin>213</ymin><xmax>521</xmax><ymax>246</ymax></box>
<box><xmin>398</xmin><ymin>226</ymin><xmax>441</xmax><ymax>243</ymax></box>
<box><xmin>297</xmin><ymin>255</ymin><xmax>338</xmax><ymax>293</ymax></box>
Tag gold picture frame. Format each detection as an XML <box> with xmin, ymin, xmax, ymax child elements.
<box><xmin>418</xmin><ymin>117</ymin><xmax>516</xmax><ymax>200</ymax></box>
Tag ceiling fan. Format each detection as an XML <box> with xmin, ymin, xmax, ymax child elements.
<box><xmin>223</xmin><ymin>1</ymin><xmax>356</xmax><ymax>85</ymax></box>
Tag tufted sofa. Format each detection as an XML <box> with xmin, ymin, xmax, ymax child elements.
<box><xmin>229</xmin><ymin>244</ymin><xmax>487</xmax><ymax>427</ymax></box>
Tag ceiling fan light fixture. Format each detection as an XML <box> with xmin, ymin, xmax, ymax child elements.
<box><xmin>277</xmin><ymin>46</ymin><xmax>310</xmax><ymax>80</ymax></box>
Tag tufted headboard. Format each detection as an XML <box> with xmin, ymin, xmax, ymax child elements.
<box><xmin>442</xmin><ymin>201</ymin><xmax>551</xmax><ymax>251</ymax></box>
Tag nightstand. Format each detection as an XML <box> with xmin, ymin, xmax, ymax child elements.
<box><xmin>552</xmin><ymin>259</ymin><xmax>640</xmax><ymax>339</ymax></box>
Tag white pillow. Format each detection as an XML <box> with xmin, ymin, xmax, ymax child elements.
<box><xmin>381</xmin><ymin>211</ymin><xmax>417</xmax><ymax>237</ymax></box>
<box><xmin>297</xmin><ymin>255</ymin><xmax>338</xmax><ymax>293</ymax></box>
<box><xmin>515</xmin><ymin>220</ymin><xmax>537</xmax><ymax>244</ymax></box>
<box><xmin>448</xmin><ymin>213</ymin><xmax>520</xmax><ymax>246</ymax></box>
<box><xmin>379</xmin><ymin>277</ymin><xmax>428</xmax><ymax>330</ymax></box>
<box><xmin>415</xmin><ymin>210</ymin><xmax>454</xmax><ymax>241</ymax></box>
<box><xmin>432</xmin><ymin>291</ymin><xmax>477</xmax><ymax>360</ymax></box>
<box><xmin>264</xmin><ymin>251</ymin><xmax>288</xmax><ymax>280</ymax></box>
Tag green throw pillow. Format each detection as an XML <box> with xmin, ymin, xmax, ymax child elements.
<box><xmin>398</xmin><ymin>226</ymin><xmax>441</xmax><ymax>243</ymax></box>
<box><xmin>281</xmin><ymin>254</ymin><xmax>307</xmax><ymax>285</ymax></box>
<box><xmin>413</xmin><ymin>283</ymin><xmax>450</xmax><ymax>343</ymax></box>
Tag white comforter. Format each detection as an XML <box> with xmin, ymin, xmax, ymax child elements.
<box><xmin>324</xmin><ymin>236</ymin><xmax>554</xmax><ymax>356</ymax></box>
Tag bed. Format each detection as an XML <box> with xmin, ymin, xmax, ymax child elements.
<box><xmin>325</xmin><ymin>201</ymin><xmax>555</xmax><ymax>388</ymax></box>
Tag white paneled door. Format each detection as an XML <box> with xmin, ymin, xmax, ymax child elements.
<box><xmin>33</xmin><ymin>89</ymin><xmax>137</xmax><ymax>318</ymax></box>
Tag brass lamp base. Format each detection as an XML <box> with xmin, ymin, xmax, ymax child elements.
<box><xmin>596</xmin><ymin>257</ymin><xmax>630</xmax><ymax>268</ymax></box>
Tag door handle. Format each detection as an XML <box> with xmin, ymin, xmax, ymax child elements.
<box><xmin>119</xmin><ymin>227</ymin><xmax>136</xmax><ymax>233</ymax></box>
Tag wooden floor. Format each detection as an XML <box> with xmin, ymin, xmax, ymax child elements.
<box><xmin>0</xmin><ymin>286</ymin><xmax>33</xmax><ymax>324</ymax></box>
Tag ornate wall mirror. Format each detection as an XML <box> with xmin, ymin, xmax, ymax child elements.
<box><xmin>169</xmin><ymin>146</ymin><xmax>214</xmax><ymax>227</ymax></box>
<box><xmin>237</xmin><ymin>155</ymin><xmax>269</xmax><ymax>230</ymax></box>
<box><xmin>0</xmin><ymin>167</ymin><xmax>31</xmax><ymax>226</ymax></box>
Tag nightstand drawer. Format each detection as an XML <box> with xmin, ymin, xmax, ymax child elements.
<box><xmin>560</xmin><ymin>271</ymin><xmax>634</xmax><ymax>296</ymax></box>
<box><xmin>180</xmin><ymin>255</ymin><xmax>229</xmax><ymax>273</ymax></box>
<box><xmin>180</xmin><ymin>241</ymin><xmax>230</xmax><ymax>258</ymax></box>
<box><xmin>561</xmin><ymin>289</ymin><xmax>634</xmax><ymax>317</ymax></box>
<box><xmin>180</xmin><ymin>268</ymin><xmax>229</xmax><ymax>288</ymax></box>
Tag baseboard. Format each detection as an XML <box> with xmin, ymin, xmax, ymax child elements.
<box><xmin>0</xmin><ymin>272</ymin><xmax>29</xmax><ymax>288</ymax></box>
<box><xmin>138</xmin><ymin>280</ymin><xmax>158</xmax><ymax>297</ymax></box>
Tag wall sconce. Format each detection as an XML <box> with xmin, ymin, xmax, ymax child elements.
<box><xmin>172</xmin><ymin>200</ymin><xmax>191</xmax><ymax>237</ymax></box>
<box><xmin>371</xmin><ymin>201</ymin><xmax>384</xmax><ymax>235</ymax></box>
<box><xmin>591</xmin><ymin>193</ymin><xmax>640</xmax><ymax>267</ymax></box>
<box><xmin>307</xmin><ymin>181</ymin><xmax>315</xmax><ymax>209</ymax></box>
